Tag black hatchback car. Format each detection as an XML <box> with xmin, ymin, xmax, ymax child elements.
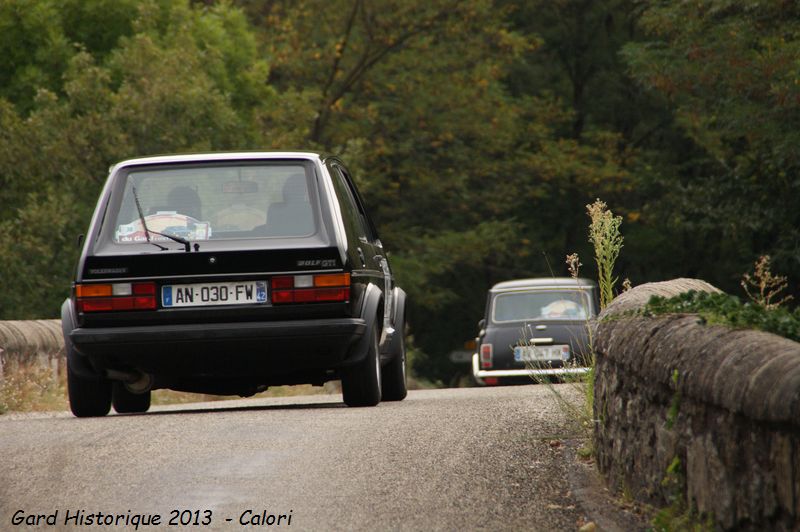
<box><xmin>62</xmin><ymin>152</ymin><xmax>407</xmax><ymax>416</ymax></box>
<box><xmin>472</xmin><ymin>278</ymin><xmax>597</xmax><ymax>385</ymax></box>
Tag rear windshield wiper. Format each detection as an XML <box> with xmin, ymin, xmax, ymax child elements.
<box><xmin>132</xmin><ymin>186</ymin><xmax>191</xmax><ymax>252</ymax></box>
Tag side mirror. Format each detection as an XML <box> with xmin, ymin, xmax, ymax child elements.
<box><xmin>478</xmin><ymin>319</ymin><xmax>485</xmax><ymax>330</ymax></box>
<box><xmin>77</xmin><ymin>234</ymin><xmax>85</xmax><ymax>248</ymax></box>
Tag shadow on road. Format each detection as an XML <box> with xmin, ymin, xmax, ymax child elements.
<box><xmin>113</xmin><ymin>400</ymin><xmax>346</xmax><ymax>418</ymax></box>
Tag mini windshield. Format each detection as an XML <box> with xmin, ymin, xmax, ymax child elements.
<box><xmin>111</xmin><ymin>164</ymin><xmax>316</xmax><ymax>244</ymax></box>
<box><xmin>492</xmin><ymin>290</ymin><xmax>592</xmax><ymax>322</ymax></box>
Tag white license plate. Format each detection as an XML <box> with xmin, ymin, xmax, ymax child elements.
<box><xmin>161</xmin><ymin>281</ymin><xmax>267</xmax><ymax>308</ymax></box>
<box><xmin>514</xmin><ymin>345</ymin><xmax>568</xmax><ymax>362</ymax></box>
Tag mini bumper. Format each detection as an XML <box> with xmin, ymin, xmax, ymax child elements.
<box><xmin>471</xmin><ymin>353</ymin><xmax>590</xmax><ymax>384</ymax></box>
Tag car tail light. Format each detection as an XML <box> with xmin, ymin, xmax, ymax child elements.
<box><xmin>480</xmin><ymin>343</ymin><xmax>493</xmax><ymax>368</ymax></box>
<box><xmin>76</xmin><ymin>282</ymin><xmax>157</xmax><ymax>312</ymax></box>
<box><xmin>483</xmin><ymin>377</ymin><xmax>499</xmax><ymax>386</ymax></box>
<box><xmin>271</xmin><ymin>273</ymin><xmax>350</xmax><ymax>304</ymax></box>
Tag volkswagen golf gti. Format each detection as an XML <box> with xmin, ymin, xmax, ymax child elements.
<box><xmin>62</xmin><ymin>152</ymin><xmax>407</xmax><ymax>416</ymax></box>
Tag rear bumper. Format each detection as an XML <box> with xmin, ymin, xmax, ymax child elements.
<box><xmin>70</xmin><ymin>318</ymin><xmax>366</xmax><ymax>378</ymax></box>
<box><xmin>471</xmin><ymin>354</ymin><xmax>590</xmax><ymax>384</ymax></box>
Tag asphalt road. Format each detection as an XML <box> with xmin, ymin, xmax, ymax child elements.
<box><xmin>0</xmin><ymin>386</ymin><xmax>638</xmax><ymax>531</ymax></box>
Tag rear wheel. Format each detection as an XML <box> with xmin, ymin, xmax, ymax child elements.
<box><xmin>342</xmin><ymin>326</ymin><xmax>382</xmax><ymax>407</ymax></box>
<box><xmin>67</xmin><ymin>359</ymin><xmax>112</xmax><ymax>418</ymax></box>
<box><xmin>112</xmin><ymin>382</ymin><xmax>151</xmax><ymax>414</ymax></box>
<box><xmin>381</xmin><ymin>326</ymin><xmax>407</xmax><ymax>401</ymax></box>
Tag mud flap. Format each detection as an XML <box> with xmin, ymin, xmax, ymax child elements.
<box><xmin>61</xmin><ymin>299</ymin><xmax>103</xmax><ymax>380</ymax></box>
<box><xmin>381</xmin><ymin>287</ymin><xmax>406</xmax><ymax>358</ymax></box>
<box><xmin>341</xmin><ymin>284</ymin><xmax>383</xmax><ymax>367</ymax></box>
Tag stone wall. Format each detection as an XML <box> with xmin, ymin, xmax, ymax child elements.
<box><xmin>593</xmin><ymin>279</ymin><xmax>800</xmax><ymax>530</ymax></box>
<box><xmin>0</xmin><ymin>319</ymin><xmax>64</xmax><ymax>378</ymax></box>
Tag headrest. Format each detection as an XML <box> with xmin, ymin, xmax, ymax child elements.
<box><xmin>283</xmin><ymin>173</ymin><xmax>308</xmax><ymax>202</ymax></box>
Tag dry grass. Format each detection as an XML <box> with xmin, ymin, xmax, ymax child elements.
<box><xmin>0</xmin><ymin>363</ymin><xmax>340</xmax><ymax>414</ymax></box>
<box><xmin>151</xmin><ymin>381</ymin><xmax>340</xmax><ymax>406</ymax></box>
<box><xmin>0</xmin><ymin>363</ymin><xmax>68</xmax><ymax>413</ymax></box>
<box><xmin>741</xmin><ymin>255</ymin><xmax>793</xmax><ymax>309</ymax></box>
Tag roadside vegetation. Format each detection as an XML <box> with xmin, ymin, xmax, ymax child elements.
<box><xmin>587</xmin><ymin>199</ymin><xmax>624</xmax><ymax>311</ymax></box>
<box><xmin>606</xmin><ymin>256</ymin><xmax>796</xmax><ymax>531</ymax></box>
<box><xmin>641</xmin><ymin>291</ymin><xmax>800</xmax><ymax>343</ymax></box>
<box><xmin>0</xmin><ymin>368</ymin><xmax>342</xmax><ymax>414</ymax></box>
<box><xmin>0</xmin><ymin>364</ymin><xmax>66</xmax><ymax>414</ymax></box>
<box><xmin>651</xmin><ymin>456</ymin><xmax>714</xmax><ymax>532</ymax></box>
<box><xmin>525</xmin><ymin>199</ymin><xmax>624</xmax><ymax>454</ymax></box>
<box><xmin>0</xmin><ymin>360</ymin><xmax>435</xmax><ymax>414</ymax></box>
<box><xmin>640</xmin><ymin>256</ymin><xmax>799</xmax><ymax>341</ymax></box>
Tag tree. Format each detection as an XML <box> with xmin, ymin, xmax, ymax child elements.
<box><xmin>0</xmin><ymin>0</ymin><xmax>279</xmax><ymax>318</ymax></box>
<box><xmin>623</xmin><ymin>0</ymin><xmax>800</xmax><ymax>294</ymax></box>
<box><xmin>2</xmin><ymin>0</ymin><xmax>795</xmax><ymax>384</ymax></box>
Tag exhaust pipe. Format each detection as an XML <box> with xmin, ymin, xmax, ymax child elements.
<box><xmin>105</xmin><ymin>369</ymin><xmax>153</xmax><ymax>394</ymax></box>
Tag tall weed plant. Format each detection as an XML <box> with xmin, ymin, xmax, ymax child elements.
<box><xmin>741</xmin><ymin>255</ymin><xmax>794</xmax><ymax>310</ymax></box>
<box><xmin>584</xmin><ymin>199</ymin><xmax>623</xmax><ymax>446</ymax></box>
<box><xmin>525</xmin><ymin>200</ymin><xmax>624</xmax><ymax>450</ymax></box>
<box><xmin>587</xmin><ymin>199</ymin><xmax>624</xmax><ymax>310</ymax></box>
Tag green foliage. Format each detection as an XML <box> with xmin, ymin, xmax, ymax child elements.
<box><xmin>653</xmin><ymin>457</ymin><xmax>714</xmax><ymax>532</ymax></box>
<box><xmin>622</xmin><ymin>0</ymin><xmax>800</xmax><ymax>297</ymax></box>
<box><xmin>0</xmin><ymin>0</ymin><xmax>278</xmax><ymax>319</ymax></box>
<box><xmin>0</xmin><ymin>1</ymin><xmax>73</xmax><ymax>113</ymax></box>
<box><xmin>249</xmin><ymin>0</ymin><xmax>616</xmax><ymax>380</ymax></box>
<box><xmin>666</xmin><ymin>369</ymin><xmax>680</xmax><ymax>430</ymax></box>
<box><xmin>642</xmin><ymin>291</ymin><xmax>800</xmax><ymax>343</ymax></box>
<box><xmin>0</xmin><ymin>0</ymin><xmax>797</xmax><ymax>384</ymax></box>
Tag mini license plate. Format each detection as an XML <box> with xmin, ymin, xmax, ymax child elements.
<box><xmin>162</xmin><ymin>281</ymin><xmax>267</xmax><ymax>308</ymax></box>
<box><xmin>514</xmin><ymin>345</ymin><xmax>569</xmax><ymax>362</ymax></box>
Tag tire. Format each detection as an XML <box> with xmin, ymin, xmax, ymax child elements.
<box><xmin>67</xmin><ymin>359</ymin><xmax>112</xmax><ymax>418</ymax></box>
<box><xmin>381</xmin><ymin>326</ymin><xmax>407</xmax><ymax>401</ymax></box>
<box><xmin>112</xmin><ymin>382</ymin><xmax>151</xmax><ymax>414</ymax></box>
<box><xmin>341</xmin><ymin>325</ymin><xmax>382</xmax><ymax>407</ymax></box>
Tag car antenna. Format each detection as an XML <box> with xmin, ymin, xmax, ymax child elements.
<box><xmin>542</xmin><ymin>251</ymin><xmax>555</xmax><ymax>277</ymax></box>
<box><xmin>132</xmin><ymin>185</ymin><xmax>191</xmax><ymax>252</ymax></box>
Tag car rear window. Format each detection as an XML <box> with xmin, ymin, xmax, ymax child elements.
<box><xmin>492</xmin><ymin>290</ymin><xmax>592</xmax><ymax>322</ymax></box>
<box><xmin>110</xmin><ymin>164</ymin><xmax>316</xmax><ymax>243</ymax></box>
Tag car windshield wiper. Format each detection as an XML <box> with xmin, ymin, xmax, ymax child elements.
<box><xmin>132</xmin><ymin>185</ymin><xmax>191</xmax><ymax>252</ymax></box>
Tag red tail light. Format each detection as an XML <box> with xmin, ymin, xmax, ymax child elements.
<box><xmin>76</xmin><ymin>282</ymin><xmax>157</xmax><ymax>312</ymax></box>
<box><xmin>271</xmin><ymin>273</ymin><xmax>350</xmax><ymax>304</ymax></box>
<box><xmin>480</xmin><ymin>343</ymin><xmax>493</xmax><ymax>369</ymax></box>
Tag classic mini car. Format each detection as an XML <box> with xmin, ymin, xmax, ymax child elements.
<box><xmin>62</xmin><ymin>152</ymin><xmax>407</xmax><ymax>416</ymax></box>
<box><xmin>472</xmin><ymin>278</ymin><xmax>598</xmax><ymax>385</ymax></box>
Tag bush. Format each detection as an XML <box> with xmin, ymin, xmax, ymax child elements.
<box><xmin>641</xmin><ymin>291</ymin><xmax>800</xmax><ymax>343</ymax></box>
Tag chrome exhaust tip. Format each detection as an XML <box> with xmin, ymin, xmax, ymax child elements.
<box><xmin>106</xmin><ymin>369</ymin><xmax>153</xmax><ymax>394</ymax></box>
<box><xmin>125</xmin><ymin>373</ymin><xmax>153</xmax><ymax>394</ymax></box>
